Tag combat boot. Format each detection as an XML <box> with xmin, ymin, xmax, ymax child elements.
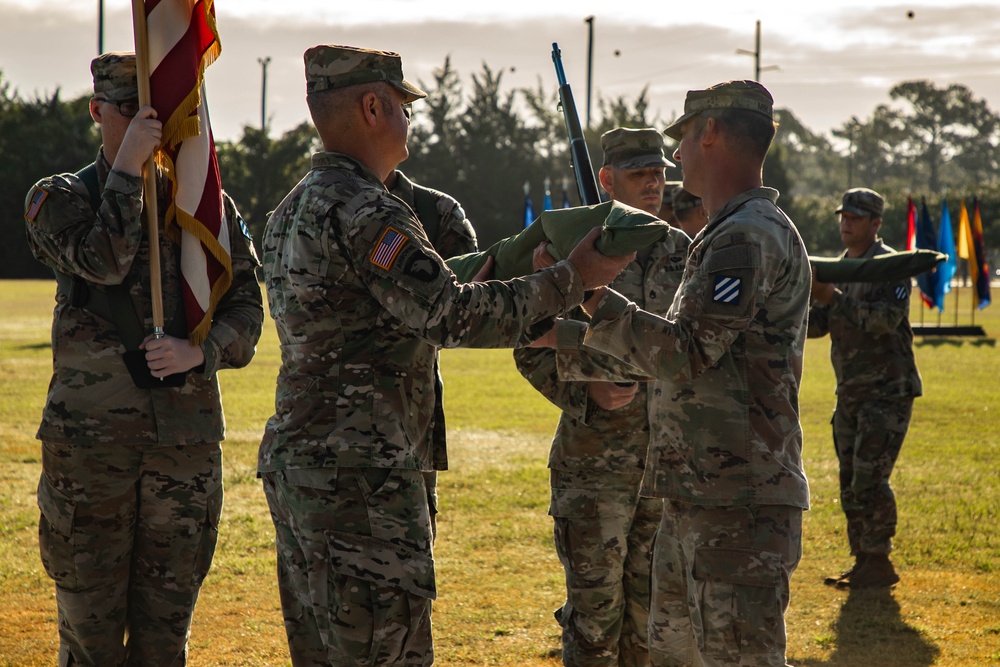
<box><xmin>836</xmin><ymin>553</ymin><xmax>899</xmax><ymax>589</ymax></box>
<box><xmin>823</xmin><ymin>555</ymin><xmax>864</xmax><ymax>586</ymax></box>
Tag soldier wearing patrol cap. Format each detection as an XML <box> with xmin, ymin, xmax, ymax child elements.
<box><xmin>515</xmin><ymin>127</ymin><xmax>691</xmax><ymax>667</ymax></box>
<box><xmin>23</xmin><ymin>52</ymin><xmax>263</xmax><ymax>665</ymax></box>
<box><xmin>809</xmin><ymin>187</ymin><xmax>922</xmax><ymax>590</ymax></box>
<box><xmin>530</xmin><ymin>80</ymin><xmax>811</xmax><ymax>666</ymax></box>
<box><xmin>258</xmin><ymin>44</ymin><xmax>634</xmax><ymax>666</ymax></box>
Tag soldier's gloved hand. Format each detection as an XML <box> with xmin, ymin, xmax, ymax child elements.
<box><xmin>114</xmin><ymin>106</ymin><xmax>162</xmax><ymax>177</ymax></box>
<box><xmin>566</xmin><ymin>227</ymin><xmax>635</xmax><ymax>290</ymax></box>
<box><xmin>588</xmin><ymin>380</ymin><xmax>638</xmax><ymax>411</ymax></box>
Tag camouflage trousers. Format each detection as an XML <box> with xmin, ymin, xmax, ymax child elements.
<box><xmin>37</xmin><ymin>440</ymin><xmax>223</xmax><ymax>667</ymax></box>
<box><xmin>549</xmin><ymin>469</ymin><xmax>661</xmax><ymax>667</ymax></box>
<box><xmin>649</xmin><ymin>502</ymin><xmax>802</xmax><ymax>667</ymax></box>
<box><xmin>261</xmin><ymin>467</ymin><xmax>436</xmax><ymax>667</ymax></box>
<box><xmin>832</xmin><ymin>397</ymin><xmax>913</xmax><ymax>556</ymax></box>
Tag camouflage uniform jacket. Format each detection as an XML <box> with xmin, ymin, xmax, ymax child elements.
<box><xmin>515</xmin><ymin>229</ymin><xmax>690</xmax><ymax>474</ymax></box>
<box><xmin>388</xmin><ymin>170</ymin><xmax>478</xmax><ymax>260</ymax></box>
<box><xmin>807</xmin><ymin>239</ymin><xmax>922</xmax><ymax>400</ymax></box>
<box><xmin>556</xmin><ymin>188</ymin><xmax>811</xmax><ymax>508</ymax></box>
<box><xmin>258</xmin><ymin>152</ymin><xmax>584</xmax><ymax>474</ymax></box>
<box><xmin>24</xmin><ymin>150</ymin><xmax>264</xmax><ymax>446</ymax></box>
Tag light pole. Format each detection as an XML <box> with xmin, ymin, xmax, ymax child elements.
<box><xmin>257</xmin><ymin>56</ymin><xmax>271</xmax><ymax>133</ymax></box>
<box><xmin>736</xmin><ymin>20</ymin><xmax>779</xmax><ymax>82</ymax></box>
<box><xmin>97</xmin><ymin>0</ymin><xmax>104</xmax><ymax>55</ymax></box>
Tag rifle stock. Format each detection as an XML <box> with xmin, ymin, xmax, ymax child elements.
<box><xmin>552</xmin><ymin>43</ymin><xmax>601</xmax><ymax>206</ymax></box>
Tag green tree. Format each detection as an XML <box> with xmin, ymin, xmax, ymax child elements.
<box><xmin>215</xmin><ymin>122</ymin><xmax>316</xmax><ymax>246</ymax></box>
<box><xmin>0</xmin><ymin>75</ymin><xmax>100</xmax><ymax>278</ymax></box>
<box><xmin>889</xmin><ymin>80</ymin><xmax>1000</xmax><ymax>192</ymax></box>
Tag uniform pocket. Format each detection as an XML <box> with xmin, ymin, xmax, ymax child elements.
<box><xmin>548</xmin><ymin>487</ymin><xmax>598</xmax><ymax>518</ymax></box>
<box><xmin>692</xmin><ymin>547</ymin><xmax>784</xmax><ymax>660</ymax></box>
<box><xmin>36</xmin><ymin>474</ymin><xmax>77</xmax><ymax>586</ymax></box>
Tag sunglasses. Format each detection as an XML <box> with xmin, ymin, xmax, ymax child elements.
<box><xmin>403</xmin><ymin>104</ymin><xmax>412</xmax><ymax>120</ymax></box>
<box><xmin>98</xmin><ymin>98</ymin><xmax>141</xmax><ymax>118</ymax></box>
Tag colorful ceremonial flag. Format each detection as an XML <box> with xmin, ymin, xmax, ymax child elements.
<box><xmin>970</xmin><ymin>199</ymin><xmax>992</xmax><ymax>309</ymax></box>
<box><xmin>543</xmin><ymin>177</ymin><xmax>553</xmax><ymax>211</ymax></box>
<box><xmin>934</xmin><ymin>199</ymin><xmax>956</xmax><ymax>311</ymax></box>
<box><xmin>915</xmin><ymin>198</ymin><xmax>939</xmax><ymax>309</ymax></box>
<box><xmin>562</xmin><ymin>189</ymin><xmax>571</xmax><ymax>209</ymax></box>
<box><xmin>957</xmin><ymin>200</ymin><xmax>975</xmax><ymax>287</ymax></box>
<box><xmin>144</xmin><ymin>0</ymin><xmax>230</xmax><ymax>345</ymax></box>
<box><xmin>905</xmin><ymin>197</ymin><xmax>916</xmax><ymax>251</ymax></box>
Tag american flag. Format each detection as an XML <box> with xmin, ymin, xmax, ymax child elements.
<box><xmin>370</xmin><ymin>228</ymin><xmax>408</xmax><ymax>270</ymax></box>
<box><xmin>144</xmin><ymin>0</ymin><xmax>229</xmax><ymax>345</ymax></box>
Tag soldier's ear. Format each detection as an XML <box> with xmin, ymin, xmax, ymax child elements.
<box><xmin>359</xmin><ymin>91</ymin><xmax>380</xmax><ymax>127</ymax></box>
<box><xmin>90</xmin><ymin>98</ymin><xmax>104</xmax><ymax>124</ymax></box>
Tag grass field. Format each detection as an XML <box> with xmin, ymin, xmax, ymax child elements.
<box><xmin>1</xmin><ymin>279</ymin><xmax>998</xmax><ymax>666</ymax></box>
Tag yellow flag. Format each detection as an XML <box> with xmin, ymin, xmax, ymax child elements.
<box><xmin>956</xmin><ymin>200</ymin><xmax>978</xmax><ymax>282</ymax></box>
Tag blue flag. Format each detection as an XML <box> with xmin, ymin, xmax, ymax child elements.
<box><xmin>562</xmin><ymin>189</ymin><xmax>571</xmax><ymax>208</ymax></box>
<box><xmin>934</xmin><ymin>199</ymin><xmax>957</xmax><ymax>311</ymax></box>
<box><xmin>524</xmin><ymin>194</ymin><xmax>535</xmax><ymax>229</ymax></box>
<box><xmin>543</xmin><ymin>191</ymin><xmax>553</xmax><ymax>211</ymax></box>
<box><xmin>915</xmin><ymin>198</ymin><xmax>939</xmax><ymax>309</ymax></box>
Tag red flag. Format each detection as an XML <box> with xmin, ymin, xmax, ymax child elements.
<box><xmin>905</xmin><ymin>196</ymin><xmax>916</xmax><ymax>251</ymax></box>
<box><xmin>145</xmin><ymin>0</ymin><xmax>229</xmax><ymax>344</ymax></box>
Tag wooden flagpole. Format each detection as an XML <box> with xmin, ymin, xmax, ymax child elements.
<box><xmin>131</xmin><ymin>0</ymin><xmax>165</xmax><ymax>338</ymax></box>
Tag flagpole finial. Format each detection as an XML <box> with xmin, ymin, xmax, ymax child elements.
<box><xmin>523</xmin><ymin>181</ymin><xmax>530</xmax><ymax>195</ymax></box>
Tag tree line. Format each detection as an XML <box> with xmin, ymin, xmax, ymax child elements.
<box><xmin>2</xmin><ymin>62</ymin><xmax>998</xmax><ymax>280</ymax></box>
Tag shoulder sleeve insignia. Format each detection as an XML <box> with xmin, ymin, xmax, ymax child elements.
<box><xmin>713</xmin><ymin>275</ymin><xmax>742</xmax><ymax>303</ymax></box>
<box><xmin>25</xmin><ymin>186</ymin><xmax>49</xmax><ymax>223</ymax></box>
<box><xmin>894</xmin><ymin>285</ymin><xmax>908</xmax><ymax>300</ymax></box>
<box><xmin>370</xmin><ymin>226</ymin><xmax>409</xmax><ymax>270</ymax></box>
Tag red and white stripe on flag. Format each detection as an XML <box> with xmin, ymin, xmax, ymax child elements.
<box><xmin>145</xmin><ymin>0</ymin><xmax>230</xmax><ymax>345</ymax></box>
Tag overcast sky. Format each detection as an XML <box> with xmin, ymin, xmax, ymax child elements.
<box><xmin>2</xmin><ymin>1</ymin><xmax>999</xmax><ymax>143</ymax></box>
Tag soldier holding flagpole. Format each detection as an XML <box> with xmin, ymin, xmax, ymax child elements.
<box><xmin>22</xmin><ymin>2</ymin><xmax>263</xmax><ymax>663</ymax></box>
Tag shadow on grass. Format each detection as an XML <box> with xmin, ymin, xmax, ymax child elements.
<box><xmin>797</xmin><ymin>588</ymin><xmax>938</xmax><ymax>667</ymax></box>
<box><xmin>16</xmin><ymin>342</ymin><xmax>51</xmax><ymax>351</ymax></box>
<box><xmin>915</xmin><ymin>337</ymin><xmax>996</xmax><ymax>348</ymax></box>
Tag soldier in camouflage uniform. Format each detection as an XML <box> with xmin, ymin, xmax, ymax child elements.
<box><xmin>808</xmin><ymin>188</ymin><xmax>921</xmax><ymax>589</ymax></box>
<box><xmin>533</xmin><ymin>81</ymin><xmax>811</xmax><ymax>667</ymax></box>
<box><xmin>670</xmin><ymin>186</ymin><xmax>709</xmax><ymax>239</ymax></box>
<box><xmin>386</xmin><ymin>168</ymin><xmax>479</xmax><ymax>540</ymax></box>
<box><xmin>515</xmin><ymin>128</ymin><xmax>690</xmax><ymax>667</ymax></box>
<box><xmin>23</xmin><ymin>52</ymin><xmax>264</xmax><ymax>666</ymax></box>
<box><xmin>257</xmin><ymin>44</ymin><xmax>633</xmax><ymax>667</ymax></box>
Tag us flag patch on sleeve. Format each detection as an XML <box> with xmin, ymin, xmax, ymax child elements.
<box><xmin>713</xmin><ymin>275</ymin><xmax>741</xmax><ymax>303</ymax></box>
<box><xmin>370</xmin><ymin>226</ymin><xmax>409</xmax><ymax>270</ymax></box>
<box><xmin>25</xmin><ymin>186</ymin><xmax>49</xmax><ymax>223</ymax></box>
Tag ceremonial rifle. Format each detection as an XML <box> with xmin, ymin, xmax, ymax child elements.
<box><xmin>552</xmin><ymin>43</ymin><xmax>600</xmax><ymax>206</ymax></box>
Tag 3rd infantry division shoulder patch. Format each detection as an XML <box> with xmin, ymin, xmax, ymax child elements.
<box><xmin>713</xmin><ymin>275</ymin><xmax>741</xmax><ymax>303</ymax></box>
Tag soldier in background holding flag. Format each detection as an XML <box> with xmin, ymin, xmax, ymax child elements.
<box><xmin>23</xmin><ymin>52</ymin><xmax>263</xmax><ymax>665</ymax></box>
<box><xmin>809</xmin><ymin>187</ymin><xmax>922</xmax><ymax>589</ymax></box>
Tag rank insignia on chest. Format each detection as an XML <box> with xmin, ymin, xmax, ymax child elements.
<box><xmin>25</xmin><ymin>186</ymin><xmax>49</xmax><ymax>223</ymax></box>
<box><xmin>713</xmin><ymin>275</ymin><xmax>741</xmax><ymax>303</ymax></box>
<box><xmin>370</xmin><ymin>226</ymin><xmax>409</xmax><ymax>270</ymax></box>
<box><xmin>894</xmin><ymin>285</ymin><xmax>907</xmax><ymax>300</ymax></box>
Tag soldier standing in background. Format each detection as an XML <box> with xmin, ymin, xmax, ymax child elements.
<box><xmin>23</xmin><ymin>52</ymin><xmax>264</xmax><ymax>666</ymax></box>
<box><xmin>670</xmin><ymin>185</ymin><xmax>709</xmax><ymax>239</ymax></box>
<box><xmin>808</xmin><ymin>188</ymin><xmax>921</xmax><ymax>589</ymax></box>
<box><xmin>257</xmin><ymin>44</ymin><xmax>633</xmax><ymax>666</ymax></box>
<box><xmin>657</xmin><ymin>180</ymin><xmax>681</xmax><ymax>225</ymax></box>
<box><xmin>530</xmin><ymin>80</ymin><xmax>811</xmax><ymax>666</ymax></box>
<box><xmin>386</xmin><ymin>168</ymin><xmax>479</xmax><ymax>540</ymax></box>
<box><xmin>516</xmin><ymin>127</ymin><xmax>690</xmax><ymax>667</ymax></box>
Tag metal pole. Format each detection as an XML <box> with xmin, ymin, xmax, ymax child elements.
<box><xmin>584</xmin><ymin>16</ymin><xmax>594</xmax><ymax>131</ymax></box>
<box><xmin>98</xmin><ymin>0</ymin><xmax>104</xmax><ymax>55</ymax></box>
<box><xmin>257</xmin><ymin>56</ymin><xmax>271</xmax><ymax>133</ymax></box>
<box><xmin>754</xmin><ymin>20</ymin><xmax>761</xmax><ymax>81</ymax></box>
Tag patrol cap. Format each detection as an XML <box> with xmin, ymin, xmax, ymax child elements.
<box><xmin>836</xmin><ymin>188</ymin><xmax>884</xmax><ymax>217</ymax></box>
<box><xmin>663</xmin><ymin>80</ymin><xmax>773</xmax><ymax>141</ymax></box>
<box><xmin>671</xmin><ymin>186</ymin><xmax>703</xmax><ymax>215</ymax></box>
<box><xmin>304</xmin><ymin>44</ymin><xmax>427</xmax><ymax>103</ymax></box>
<box><xmin>91</xmin><ymin>52</ymin><xmax>137</xmax><ymax>101</ymax></box>
<box><xmin>601</xmin><ymin>127</ymin><xmax>674</xmax><ymax>170</ymax></box>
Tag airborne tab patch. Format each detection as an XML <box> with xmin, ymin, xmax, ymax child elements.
<box><xmin>25</xmin><ymin>186</ymin><xmax>49</xmax><ymax>223</ymax></box>
<box><xmin>713</xmin><ymin>275</ymin><xmax>742</xmax><ymax>303</ymax></box>
<box><xmin>370</xmin><ymin>226</ymin><xmax>409</xmax><ymax>270</ymax></box>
